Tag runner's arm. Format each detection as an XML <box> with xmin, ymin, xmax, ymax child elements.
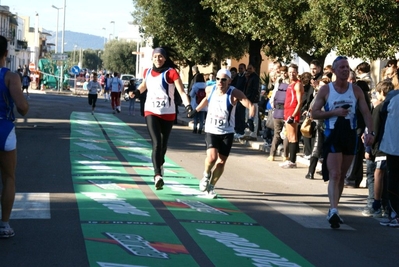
<box><xmin>7</xmin><ymin>71</ymin><xmax>29</xmax><ymax>116</ymax></box>
<box><xmin>174</xmin><ymin>78</ymin><xmax>190</xmax><ymax>107</ymax></box>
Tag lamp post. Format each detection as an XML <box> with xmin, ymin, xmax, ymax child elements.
<box><xmin>128</xmin><ymin>22</ymin><xmax>141</xmax><ymax>78</ymax></box>
<box><xmin>51</xmin><ymin>5</ymin><xmax>62</xmax><ymax>54</ymax></box>
<box><xmin>108</xmin><ymin>33</ymin><xmax>113</xmax><ymax>42</ymax></box>
<box><xmin>73</xmin><ymin>45</ymin><xmax>77</xmax><ymax>64</ymax></box>
<box><xmin>58</xmin><ymin>0</ymin><xmax>66</xmax><ymax>92</ymax></box>
<box><xmin>132</xmin><ymin>42</ymin><xmax>140</xmax><ymax>78</ymax></box>
<box><xmin>110</xmin><ymin>21</ymin><xmax>115</xmax><ymax>40</ymax></box>
<box><xmin>97</xmin><ymin>51</ymin><xmax>101</xmax><ymax>71</ymax></box>
<box><xmin>78</xmin><ymin>48</ymin><xmax>83</xmax><ymax>69</ymax></box>
<box><xmin>102</xmin><ymin>27</ymin><xmax>106</xmax><ymax>45</ymax></box>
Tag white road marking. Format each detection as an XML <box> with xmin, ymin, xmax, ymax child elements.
<box><xmin>264</xmin><ymin>200</ymin><xmax>355</xmax><ymax>230</ymax></box>
<box><xmin>11</xmin><ymin>193</ymin><xmax>50</xmax><ymax>219</ymax></box>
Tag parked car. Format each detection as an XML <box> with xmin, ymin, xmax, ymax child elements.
<box><xmin>120</xmin><ymin>74</ymin><xmax>135</xmax><ymax>89</ymax></box>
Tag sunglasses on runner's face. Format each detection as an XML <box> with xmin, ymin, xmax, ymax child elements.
<box><xmin>216</xmin><ymin>77</ymin><xmax>227</xmax><ymax>82</ymax></box>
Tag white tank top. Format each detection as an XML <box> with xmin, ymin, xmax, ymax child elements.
<box><xmin>324</xmin><ymin>82</ymin><xmax>357</xmax><ymax>130</ymax></box>
<box><xmin>144</xmin><ymin>68</ymin><xmax>176</xmax><ymax>115</ymax></box>
<box><xmin>205</xmin><ymin>86</ymin><xmax>236</xmax><ymax>134</ymax></box>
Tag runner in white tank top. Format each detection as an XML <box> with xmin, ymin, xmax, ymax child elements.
<box><xmin>187</xmin><ymin>69</ymin><xmax>255</xmax><ymax>198</ymax></box>
<box><xmin>311</xmin><ymin>56</ymin><xmax>374</xmax><ymax>229</ymax></box>
<box><xmin>205</xmin><ymin>85</ymin><xmax>236</xmax><ymax>135</ymax></box>
<box><xmin>132</xmin><ymin>48</ymin><xmax>191</xmax><ymax>190</ymax></box>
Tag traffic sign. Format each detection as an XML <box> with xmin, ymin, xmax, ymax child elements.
<box><xmin>71</xmin><ymin>65</ymin><xmax>81</xmax><ymax>75</ymax></box>
<box><xmin>51</xmin><ymin>53</ymin><xmax>68</xmax><ymax>61</ymax></box>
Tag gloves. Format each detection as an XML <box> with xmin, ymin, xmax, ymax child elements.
<box><xmin>185</xmin><ymin>104</ymin><xmax>193</xmax><ymax>113</ymax></box>
<box><xmin>247</xmin><ymin>119</ymin><xmax>255</xmax><ymax>132</ymax></box>
<box><xmin>133</xmin><ymin>89</ymin><xmax>141</xmax><ymax>97</ymax></box>
<box><xmin>186</xmin><ymin>105</ymin><xmax>198</xmax><ymax>118</ymax></box>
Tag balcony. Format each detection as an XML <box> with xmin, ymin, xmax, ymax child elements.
<box><xmin>15</xmin><ymin>40</ymin><xmax>28</xmax><ymax>51</ymax></box>
<box><xmin>0</xmin><ymin>28</ymin><xmax>13</xmax><ymax>41</ymax></box>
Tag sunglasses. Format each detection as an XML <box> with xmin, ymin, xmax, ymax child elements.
<box><xmin>216</xmin><ymin>77</ymin><xmax>227</xmax><ymax>82</ymax></box>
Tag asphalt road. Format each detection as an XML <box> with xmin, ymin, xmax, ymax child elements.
<box><xmin>0</xmin><ymin>90</ymin><xmax>396</xmax><ymax>267</ymax></box>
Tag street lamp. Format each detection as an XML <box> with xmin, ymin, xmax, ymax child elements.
<box><xmin>110</xmin><ymin>21</ymin><xmax>115</xmax><ymax>40</ymax></box>
<box><xmin>59</xmin><ymin>0</ymin><xmax>66</xmax><ymax>92</ymax></box>
<box><xmin>73</xmin><ymin>45</ymin><xmax>77</xmax><ymax>64</ymax></box>
<box><xmin>102</xmin><ymin>27</ymin><xmax>106</xmax><ymax>45</ymax></box>
<box><xmin>108</xmin><ymin>33</ymin><xmax>113</xmax><ymax>42</ymax></box>
<box><xmin>51</xmin><ymin>5</ymin><xmax>63</xmax><ymax>54</ymax></box>
<box><xmin>97</xmin><ymin>51</ymin><xmax>101</xmax><ymax>71</ymax></box>
<box><xmin>132</xmin><ymin>42</ymin><xmax>140</xmax><ymax>78</ymax></box>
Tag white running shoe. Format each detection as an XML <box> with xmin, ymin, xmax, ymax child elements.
<box><xmin>327</xmin><ymin>208</ymin><xmax>343</xmax><ymax>229</ymax></box>
<box><xmin>0</xmin><ymin>225</ymin><xmax>15</xmax><ymax>238</ymax></box>
<box><xmin>206</xmin><ymin>184</ymin><xmax>217</xmax><ymax>199</ymax></box>
<box><xmin>279</xmin><ymin>161</ymin><xmax>297</xmax><ymax>168</ymax></box>
<box><xmin>199</xmin><ymin>172</ymin><xmax>211</xmax><ymax>192</ymax></box>
<box><xmin>154</xmin><ymin>175</ymin><xmax>164</xmax><ymax>190</ymax></box>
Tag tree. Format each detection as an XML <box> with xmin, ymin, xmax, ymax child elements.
<box><xmin>80</xmin><ymin>49</ymin><xmax>102</xmax><ymax>71</ymax></box>
<box><xmin>132</xmin><ymin>0</ymin><xmax>247</xmax><ymax>73</ymax></box>
<box><xmin>102</xmin><ymin>40</ymin><xmax>137</xmax><ymax>74</ymax></box>
<box><xmin>201</xmin><ymin>0</ymin><xmax>399</xmax><ymax>64</ymax></box>
<box><xmin>305</xmin><ymin>0</ymin><xmax>399</xmax><ymax>60</ymax></box>
<box><xmin>132</xmin><ymin>0</ymin><xmax>399</xmax><ymax>72</ymax></box>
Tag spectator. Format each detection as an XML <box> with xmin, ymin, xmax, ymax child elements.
<box><xmin>230</xmin><ymin>67</ymin><xmax>238</xmax><ymax>86</ymax></box>
<box><xmin>187</xmin><ymin>65</ymin><xmax>199</xmax><ymax>96</ymax></box>
<box><xmin>279</xmin><ymin>64</ymin><xmax>304</xmax><ymax>169</ymax></box>
<box><xmin>243</xmin><ymin>64</ymin><xmax>260</xmax><ymax>140</ymax></box>
<box><xmin>355</xmin><ymin>61</ymin><xmax>374</xmax><ymax>90</ymax></box>
<box><xmin>300</xmin><ymin>71</ymin><xmax>314</xmax><ymax>159</ymax></box>
<box><xmin>126</xmin><ymin>78</ymin><xmax>137</xmax><ymax>116</ymax></box>
<box><xmin>189</xmin><ymin>73</ymin><xmax>207</xmax><ymax>134</ymax></box>
<box><xmin>233</xmin><ymin>63</ymin><xmax>247</xmax><ymax>139</ymax></box>
<box><xmin>268</xmin><ymin>66</ymin><xmax>289</xmax><ymax>161</ymax></box>
<box><xmin>345</xmin><ymin>80</ymin><xmax>371</xmax><ymax>188</ymax></box>
<box><xmin>362</xmin><ymin>80</ymin><xmax>393</xmax><ymax>217</ymax></box>
<box><xmin>378</xmin><ymin>80</ymin><xmax>399</xmax><ymax>227</ymax></box>
<box><xmin>305</xmin><ymin>75</ymin><xmax>331</xmax><ymax>179</ymax></box>
<box><xmin>206</xmin><ymin>73</ymin><xmax>216</xmax><ymax>86</ymax></box>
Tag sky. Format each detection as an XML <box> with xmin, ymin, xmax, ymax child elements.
<box><xmin>2</xmin><ymin>0</ymin><xmax>136</xmax><ymax>37</ymax></box>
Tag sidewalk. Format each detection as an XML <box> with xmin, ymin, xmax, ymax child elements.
<box><xmin>29</xmin><ymin>88</ymin><xmax>74</xmax><ymax>95</ymax></box>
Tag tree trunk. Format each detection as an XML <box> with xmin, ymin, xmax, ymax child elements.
<box><xmin>248</xmin><ymin>39</ymin><xmax>263</xmax><ymax>74</ymax></box>
<box><xmin>296</xmin><ymin>51</ymin><xmax>328</xmax><ymax>69</ymax></box>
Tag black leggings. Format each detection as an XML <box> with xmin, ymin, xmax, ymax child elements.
<box><xmin>145</xmin><ymin>115</ymin><xmax>174</xmax><ymax>176</ymax></box>
<box><xmin>88</xmin><ymin>94</ymin><xmax>98</xmax><ymax>108</ymax></box>
<box><xmin>387</xmin><ymin>155</ymin><xmax>399</xmax><ymax>215</ymax></box>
